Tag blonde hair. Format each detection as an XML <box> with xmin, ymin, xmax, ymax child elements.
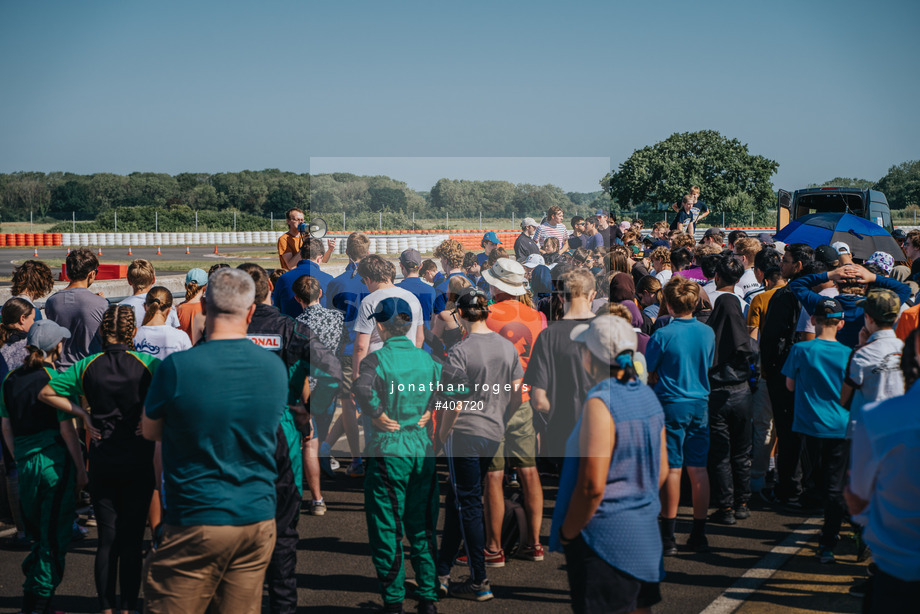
<box><xmin>734</xmin><ymin>237</ymin><xmax>762</xmax><ymax>262</ymax></box>
<box><xmin>561</xmin><ymin>268</ymin><xmax>596</xmax><ymax>299</ymax></box>
<box><xmin>651</xmin><ymin>246</ymin><xmax>671</xmax><ymax>265</ymax></box>
<box><xmin>434</xmin><ymin>239</ymin><xmax>466</xmax><ymax>269</ymax></box>
<box><xmin>663</xmin><ymin>276</ymin><xmax>699</xmax><ymax>316</ymax></box>
<box><xmin>607</xmin><ymin>302</ymin><xmax>632</xmax><ymax>322</ymax></box>
<box><xmin>127</xmin><ymin>259</ymin><xmax>156</xmax><ymax>289</ymax></box>
<box><xmin>345</xmin><ymin>232</ymin><xmax>370</xmax><ymax>261</ymax></box>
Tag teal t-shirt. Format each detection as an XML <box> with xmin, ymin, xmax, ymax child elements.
<box><xmin>645</xmin><ymin>317</ymin><xmax>715</xmax><ymax>403</ymax></box>
<box><xmin>145</xmin><ymin>338</ymin><xmax>288</xmax><ymax>526</ymax></box>
<box><xmin>781</xmin><ymin>338</ymin><xmax>852</xmax><ymax>438</ymax></box>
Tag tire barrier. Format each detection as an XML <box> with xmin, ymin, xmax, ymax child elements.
<box><xmin>0</xmin><ymin>233</ymin><xmax>63</xmax><ymax>247</ymax></box>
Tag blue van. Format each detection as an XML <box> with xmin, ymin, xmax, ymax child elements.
<box><xmin>777</xmin><ymin>187</ymin><xmax>892</xmax><ymax>233</ymax></box>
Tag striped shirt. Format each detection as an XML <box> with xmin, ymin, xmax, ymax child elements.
<box><xmin>534</xmin><ymin>222</ymin><xmax>569</xmax><ymax>249</ymax></box>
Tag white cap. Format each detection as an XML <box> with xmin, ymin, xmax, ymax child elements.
<box><xmin>521</xmin><ymin>217</ymin><xmax>538</xmax><ymax>230</ymax></box>
<box><xmin>569</xmin><ymin>315</ymin><xmax>637</xmax><ymax>364</ymax></box>
<box><xmin>831</xmin><ymin>241</ymin><xmax>851</xmax><ymax>255</ymax></box>
<box><xmin>522</xmin><ymin>253</ymin><xmax>545</xmax><ymax>269</ymax></box>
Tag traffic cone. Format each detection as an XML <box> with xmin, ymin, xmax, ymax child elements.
<box><xmin>213</xmin><ymin>245</ymin><xmax>219</xmax><ymax>254</ymax></box>
<box><xmin>128</xmin><ymin>246</ymin><xmax>133</xmax><ymax>256</ymax></box>
<box><xmin>66</xmin><ymin>247</ymin><xmax>71</xmax><ymax>255</ymax></box>
<box><xmin>33</xmin><ymin>247</ymin><xmax>39</xmax><ymax>257</ymax></box>
<box><xmin>185</xmin><ymin>245</ymin><xmax>190</xmax><ymax>255</ymax></box>
<box><xmin>98</xmin><ymin>247</ymin><xmax>102</xmax><ymax>256</ymax></box>
<box><xmin>156</xmin><ymin>246</ymin><xmax>162</xmax><ymax>256</ymax></box>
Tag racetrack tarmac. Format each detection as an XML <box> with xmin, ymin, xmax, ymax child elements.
<box><xmin>0</xmin><ymin>461</ymin><xmax>860</xmax><ymax>614</ymax></box>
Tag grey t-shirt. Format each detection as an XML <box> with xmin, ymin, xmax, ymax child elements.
<box><xmin>446</xmin><ymin>331</ymin><xmax>524</xmax><ymax>442</ymax></box>
<box><xmin>44</xmin><ymin>287</ymin><xmax>109</xmax><ymax>369</ymax></box>
<box><xmin>354</xmin><ymin>286</ymin><xmax>423</xmax><ymax>353</ymax></box>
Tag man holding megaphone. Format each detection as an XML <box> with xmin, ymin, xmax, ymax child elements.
<box><xmin>278</xmin><ymin>208</ymin><xmax>335</xmax><ymax>271</ymax></box>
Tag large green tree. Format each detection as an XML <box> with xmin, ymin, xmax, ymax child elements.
<box><xmin>602</xmin><ymin>130</ymin><xmax>779</xmax><ymax>212</ymax></box>
<box><xmin>875</xmin><ymin>160</ymin><xmax>920</xmax><ymax>209</ymax></box>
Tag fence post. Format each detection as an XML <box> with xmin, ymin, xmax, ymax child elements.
<box><xmin>479</xmin><ymin>211</ymin><xmax>482</xmax><ymax>230</ymax></box>
<box><xmin>412</xmin><ymin>212</ymin><xmax>415</xmax><ymax>231</ymax></box>
<box><xmin>114</xmin><ymin>210</ymin><xmax>117</xmax><ymax>233</ymax></box>
<box><xmin>447</xmin><ymin>212</ymin><xmax>449</xmax><ymax>230</ymax></box>
<box><xmin>270</xmin><ymin>211</ymin><xmax>273</xmax><ymax>231</ymax></box>
<box><xmin>156</xmin><ymin>211</ymin><xmax>158</xmax><ymax>233</ymax></box>
<box><xmin>195</xmin><ymin>211</ymin><xmax>198</xmax><ymax>231</ymax></box>
<box><xmin>379</xmin><ymin>212</ymin><xmax>382</xmax><ymax>230</ymax></box>
<box><xmin>30</xmin><ymin>210</ymin><xmax>33</xmax><ymax>233</ymax></box>
<box><xmin>751</xmin><ymin>212</ymin><xmax>754</xmax><ymax>226</ymax></box>
<box><xmin>72</xmin><ymin>211</ymin><xmax>75</xmax><ymax>233</ymax></box>
<box><xmin>234</xmin><ymin>211</ymin><xmax>237</xmax><ymax>232</ymax></box>
<box><xmin>512</xmin><ymin>212</ymin><xmax>515</xmax><ymax>229</ymax></box>
<box><xmin>722</xmin><ymin>211</ymin><xmax>725</xmax><ymax>227</ymax></box>
<box><xmin>343</xmin><ymin>211</ymin><xmax>346</xmax><ymax>232</ymax></box>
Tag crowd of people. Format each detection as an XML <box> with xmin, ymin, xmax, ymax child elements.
<box><xmin>1</xmin><ymin>199</ymin><xmax>919</xmax><ymax>614</ymax></box>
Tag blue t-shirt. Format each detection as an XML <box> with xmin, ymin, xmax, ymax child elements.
<box><xmin>325</xmin><ymin>262</ymin><xmax>370</xmax><ymax>357</ymax></box>
<box><xmin>397</xmin><ymin>276</ymin><xmax>436</xmax><ymax>328</ymax></box>
<box><xmin>145</xmin><ymin>338</ymin><xmax>287</xmax><ymax>526</ymax></box>
<box><xmin>583</xmin><ymin>233</ymin><xmax>604</xmax><ymax>251</ymax></box>
<box><xmin>550</xmin><ymin>378</ymin><xmax>665</xmax><ymax>581</ymax></box>
<box><xmin>433</xmin><ymin>272</ymin><xmax>474</xmax><ymax>314</ymax></box>
<box><xmin>645</xmin><ymin>317</ymin><xmax>714</xmax><ymax>403</ymax></box>
<box><xmin>273</xmin><ymin>259</ymin><xmax>334</xmax><ymax>317</ymax></box>
<box><xmin>781</xmin><ymin>338</ymin><xmax>851</xmax><ymax>438</ymax></box>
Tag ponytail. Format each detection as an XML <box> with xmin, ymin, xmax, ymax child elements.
<box><xmin>613</xmin><ymin>350</ymin><xmax>638</xmax><ymax>383</ymax></box>
<box><xmin>184</xmin><ymin>280</ymin><xmax>202</xmax><ymax>303</ymax></box>
<box><xmin>23</xmin><ymin>345</ymin><xmax>48</xmax><ymax>369</ymax></box>
<box><xmin>142</xmin><ymin>286</ymin><xmax>174</xmax><ymax>326</ymax></box>
<box><xmin>0</xmin><ymin>298</ymin><xmax>35</xmax><ymax>346</ymax></box>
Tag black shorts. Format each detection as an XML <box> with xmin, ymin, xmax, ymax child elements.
<box><xmin>563</xmin><ymin>534</ymin><xmax>661</xmax><ymax>614</ymax></box>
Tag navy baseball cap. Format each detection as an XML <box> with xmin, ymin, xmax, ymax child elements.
<box><xmin>814</xmin><ymin>297</ymin><xmax>844</xmax><ymax>319</ymax></box>
<box><xmin>369</xmin><ymin>297</ymin><xmax>412</xmax><ymax>323</ymax></box>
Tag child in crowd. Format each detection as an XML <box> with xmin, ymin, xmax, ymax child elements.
<box><xmin>175</xmin><ymin>268</ymin><xmax>207</xmax><ymax>342</ymax></box>
<box><xmin>781</xmin><ymin>297</ymin><xmax>852</xmax><ymax>563</ymax></box>
<box><xmin>436</xmin><ymin>288</ymin><xmax>523</xmax><ymax>602</ymax></box>
<box><xmin>420</xmin><ymin>259</ymin><xmax>441</xmax><ymax>286</ymax></box>
<box><xmin>651</xmin><ymin>246</ymin><xmax>672</xmax><ymax>286</ymax></box>
<box><xmin>1</xmin><ymin>321</ymin><xmax>94</xmax><ymax>614</ymax></box>
<box><xmin>645</xmin><ymin>276</ymin><xmax>715</xmax><ymax>554</ymax></box>
<box><xmin>841</xmin><ymin>289</ymin><xmax>905</xmax><ymax>416</ymax></box>
<box><xmin>117</xmin><ymin>259</ymin><xmax>180</xmax><ymax>329</ymax></box>
<box><xmin>353</xmin><ymin>297</ymin><xmax>469</xmax><ymax>614</ymax></box>
<box><xmin>134</xmin><ymin>286</ymin><xmax>193</xmax><ymax>360</ymax></box>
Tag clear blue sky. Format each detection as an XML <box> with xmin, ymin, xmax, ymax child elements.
<box><xmin>1</xmin><ymin>0</ymin><xmax>917</xmax><ymax>193</ymax></box>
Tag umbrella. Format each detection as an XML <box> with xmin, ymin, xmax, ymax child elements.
<box><xmin>773</xmin><ymin>213</ymin><xmax>902</xmax><ymax>260</ymax></box>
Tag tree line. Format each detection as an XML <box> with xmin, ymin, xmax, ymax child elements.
<box><xmin>2</xmin><ymin>131</ymin><xmax>916</xmax><ymax>231</ymax></box>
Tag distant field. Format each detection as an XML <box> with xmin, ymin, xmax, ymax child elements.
<box><xmin>1</xmin><ymin>221</ymin><xmax>59</xmax><ymax>233</ymax></box>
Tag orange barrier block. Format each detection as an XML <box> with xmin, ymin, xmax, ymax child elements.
<box><xmin>59</xmin><ymin>263</ymin><xmax>127</xmax><ymax>282</ymax></box>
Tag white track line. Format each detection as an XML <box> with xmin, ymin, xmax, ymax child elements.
<box><xmin>698</xmin><ymin>516</ymin><xmax>823</xmax><ymax>614</ymax></box>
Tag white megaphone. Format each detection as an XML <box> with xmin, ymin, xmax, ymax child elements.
<box><xmin>299</xmin><ymin>218</ymin><xmax>327</xmax><ymax>239</ymax></box>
